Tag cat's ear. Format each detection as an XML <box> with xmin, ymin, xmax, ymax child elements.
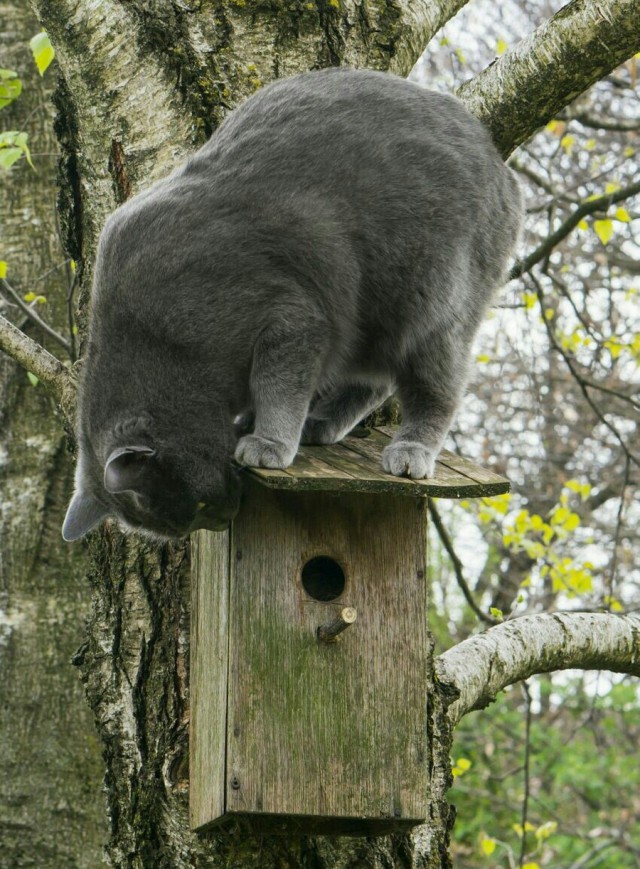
<box><xmin>104</xmin><ymin>445</ymin><xmax>156</xmax><ymax>495</ymax></box>
<box><xmin>62</xmin><ymin>489</ymin><xmax>108</xmax><ymax>541</ymax></box>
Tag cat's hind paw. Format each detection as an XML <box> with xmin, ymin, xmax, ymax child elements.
<box><xmin>235</xmin><ymin>434</ymin><xmax>295</xmax><ymax>469</ymax></box>
<box><xmin>381</xmin><ymin>441</ymin><xmax>436</xmax><ymax>479</ymax></box>
<box><xmin>300</xmin><ymin>417</ymin><xmax>344</xmax><ymax>445</ymax></box>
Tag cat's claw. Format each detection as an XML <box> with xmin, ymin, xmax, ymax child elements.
<box><xmin>382</xmin><ymin>441</ymin><xmax>436</xmax><ymax>479</ymax></box>
<box><xmin>235</xmin><ymin>434</ymin><xmax>295</xmax><ymax>469</ymax></box>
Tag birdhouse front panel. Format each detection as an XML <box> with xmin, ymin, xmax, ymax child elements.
<box><xmin>225</xmin><ymin>479</ymin><xmax>429</xmax><ymax>830</ymax></box>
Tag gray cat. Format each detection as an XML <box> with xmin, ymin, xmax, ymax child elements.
<box><xmin>63</xmin><ymin>67</ymin><xmax>522</xmax><ymax>542</ymax></box>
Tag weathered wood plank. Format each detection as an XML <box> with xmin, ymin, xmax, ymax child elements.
<box><xmin>285</xmin><ymin>446</ymin><xmax>356</xmax><ymax>481</ymax></box>
<box><xmin>190</xmin><ymin>529</ymin><xmax>231</xmax><ymax>831</ymax></box>
<box><xmin>243</xmin><ymin>426</ymin><xmax>509</xmax><ymax>498</ymax></box>
<box><xmin>341</xmin><ymin>430</ymin><xmax>476</xmax><ymax>489</ymax></box>
<box><xmin>437</xmin><ymin>449</ymin><xmax>508</xmax><ymax>486</ymax></box>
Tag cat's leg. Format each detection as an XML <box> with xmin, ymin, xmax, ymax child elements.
<box><xmin>301</xmin><ymin>380</ymin><xmax>393</xmax><ymax>445</ymax></box>
<box><xmin>234</xmin><ymin>319</ymin><xmax>325</xmax><ymax>469</ymax></box>
<box><xmin>382</xmin><ymin>332</ymin><xmax>469</xmax><ymax>479</ymax></box>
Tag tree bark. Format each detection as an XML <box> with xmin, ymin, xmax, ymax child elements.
<box><xmin>458</xmin><ymin>0</ymin><xmax>640</xmax><ymax>157</ymax></box>
<box><xmin>437</xmin><ymin>612</ymin><xmax>640</xmax><ymax>725</ymax></box>
<box><xmin>0</xmin><ymin>2</ymin><xmax>106</xmax><ymax>866</ymax></box>
<box><xmin>25</xmin><ymin>1</ymin><xmax>461</xmax><ymax>866</ymax></box>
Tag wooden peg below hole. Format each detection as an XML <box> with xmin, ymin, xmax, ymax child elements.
<box><xmin>317</xmin><ymin>607</ymin><xmax>357</xmax><ymax>643</ymax></box>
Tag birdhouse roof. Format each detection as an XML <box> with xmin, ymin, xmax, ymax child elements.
<box><xmin>244</xmin><ymin>427</ymin><xmax>509</xmax><ymax>499</ymax></box>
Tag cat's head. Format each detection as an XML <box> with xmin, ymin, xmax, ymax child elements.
<box><xmin>62</xmin><ymin>416</ymin><xmax>241</xmax><ymax>541</ymax></box>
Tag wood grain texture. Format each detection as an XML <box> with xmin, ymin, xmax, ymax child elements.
<box><xmin>190</xmin><ymin>529</ymin><xmax>231</xmax><ymax>830</ymax></box>
<box><xmin>246</xmin><ymin>426</ymin><xmax>509</xmax><ymax>498</ymax></box>
<box><xmin>224</xmin><ymin>479</ymin><xmax>430</xmax><ymax>829</ymax></box>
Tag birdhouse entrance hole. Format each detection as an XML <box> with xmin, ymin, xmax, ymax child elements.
<box><xmin>301</xmin><ymin>556</ymin><xmax>345</xmax><ymax>601</ymax></box>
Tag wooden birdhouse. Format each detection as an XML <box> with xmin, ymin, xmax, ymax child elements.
<box><xmin>190</xmin><ymin>426</ymin><xmax>508</xmax><ymax>836</ymax></box>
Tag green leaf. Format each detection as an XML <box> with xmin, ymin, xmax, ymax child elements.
<box><xmin>27</xmin><ymin>372</ymin><xmax>39</xmax><ymax>387</ymax></box>
<box><xmin>24</xmin><ymin>291</ymin><xmax>47</xmax><ymax>304</ymax></box>
<box><xmin>0</xmin><ymin>68</ymin><xmax>22</xmax><ymax>109</ymax></box>
<box><xmin>0</xmin><ymin>260</ymin><xmax>7</xmax><ymax>279</ymax></box>
<box><xmin>452</xmin><ymin>756</ymin><xmax>472</xmax><ymax>777</ymax></box>
<box><xmin>594</xmin><ymin>219</ymin><xmax>613</xmax><ymax>244</ymax></box>
<box><xmin>0</xmin><ymin>147</ymin><xmax>25</xmax><ymax>170</ymax></box>
<box><xmin>0</xmin><ymin>130</ymin><xmax>34</xmax><ymax>170</ymax></box>
<box><xmin>29</xmin><ymin>31</ymin><xmax>55</xmax><ymax>76</ymax></box>
<box><xmin>535</xmin><ymin>820</ymin><xmax>558</xmax><ymax>840</ymax></box>
<box><xmin>480</xmin><ymin>835</ymin><xmax>496</xmax><ymax>855</ymax></box>
<box><xmin>489</xmin><ymin>607</ymin><xmax>504</xmax><ymax>621</ymax></box>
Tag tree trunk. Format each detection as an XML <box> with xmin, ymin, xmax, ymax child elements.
<box><xmin>0</xmin><ymin>2</ymin><xmax>106</xmax><ymax>866</ymax></box>
<box><xmin>26</xmin><ymin>1</ymin><xmax>459</xmax><ymax>866</ymax></box>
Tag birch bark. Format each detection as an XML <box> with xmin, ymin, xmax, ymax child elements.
<box><xmin>0</xmin><ymin>2</ymin><xmax>105</xmax><ymax>866</ymax></box>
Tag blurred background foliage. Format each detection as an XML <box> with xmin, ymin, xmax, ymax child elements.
<box><xmin>414</xmin><ymin>1</ymin><xmax>639</xmax><ymax>866</ymax></box>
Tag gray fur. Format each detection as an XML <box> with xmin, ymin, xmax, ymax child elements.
<box><xmin>63</xmin><ymin>67</ymin><xmax>523</xmax><ymax>541</ymax></box>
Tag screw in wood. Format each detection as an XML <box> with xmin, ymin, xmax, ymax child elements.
<box><xmin>317</xmin><ymin>607</ymin><xmax>357</xmax><ymax>643</ymax></box>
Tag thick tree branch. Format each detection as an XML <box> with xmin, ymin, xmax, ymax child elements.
<box><xmin>458</xmin><ymin>0</ymin><xmax>640</xmax><ymax>157</ymax></box>
<box><xmin>437</xmin><ymin>612</ymin><xmax>640</xmax><ymax>725</ymax></box>
<box><xmin>387</xmin><ymin>0</ymin><xmax>473</xmax><ymax>76</ymax></box>
<box><xmin>0</xmin><ymin>314</ymin><xmax>77</xmax><ymax>422</ymax></box>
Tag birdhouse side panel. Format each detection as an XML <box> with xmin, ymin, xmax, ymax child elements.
<box><xmin>190</xmin><ymin>529</ymin><xmax>231</xmax><ymax>830</ymax></box>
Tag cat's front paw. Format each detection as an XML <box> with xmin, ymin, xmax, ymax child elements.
<box><xmin>235</xmin><ymin>434</ymin><xmax>296</xmax><ymax>469</ymax></box>
<box><xmin>382</xmin><ymin>441</ymin><xmax>436</xmax><ymax>479</ymax></box>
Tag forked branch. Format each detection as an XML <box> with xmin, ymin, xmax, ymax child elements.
<box><xmin>0</xmin><ymin>313</ymin><xmax>77</xmax><ymax>422</ymax></box>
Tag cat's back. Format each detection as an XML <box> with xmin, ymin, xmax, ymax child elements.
<box><xmin>191</xmin><ymin>68</ymin><xmax>503</xmax><ymax>198</ymax></box>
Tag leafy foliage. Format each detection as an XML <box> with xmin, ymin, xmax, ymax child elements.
<box><xmin>450</xmin><ymin>678</ymin><xmax>640</xmax><ymax>868</ymax></box>
<box><xmin>0</xmin><ymin>32</ymin><xmax>54</xmax><ymax>171</ymax></box>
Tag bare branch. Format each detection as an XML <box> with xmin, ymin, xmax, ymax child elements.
<box><xmin>528</xmin><ymin>273</ymin><xmax>640</xmax><ymax>468</ymax></box>
<box><xmin>458</xmin><ymin>0</ymin><xmax>640</xmax><ymax>157</ymax></box>
<box><xmin>565</xmin><ymin>109</ymin><xmax>640</xmax><ymax>132</ymax></box>
<box><xmin>387</xmin><ymin>0</ymin><xmax>474</xmax><ymax>76</ymax></box>
<box><xmin>428</xmin><ymin>499</ymin><xmax>498</xmax><ymax>626</ymax></box>
<box><xmin>0</xmin><ymin>314</ymin><xmax>77</xmax><ymax>422</ymax></box>
<box><xmin>0</xmin><ymin>277</ymin><xmax>72</xmax><ymax>356</ymax></box>
<box><xmin>511</xmin><ymin>179</ymin><xmax>640</xmax><ymax>279</ymax></box>
<box><xmin>437</xmin><ymin>612</ymin><xmax>640</xmax><ymax>725</ymax></box>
